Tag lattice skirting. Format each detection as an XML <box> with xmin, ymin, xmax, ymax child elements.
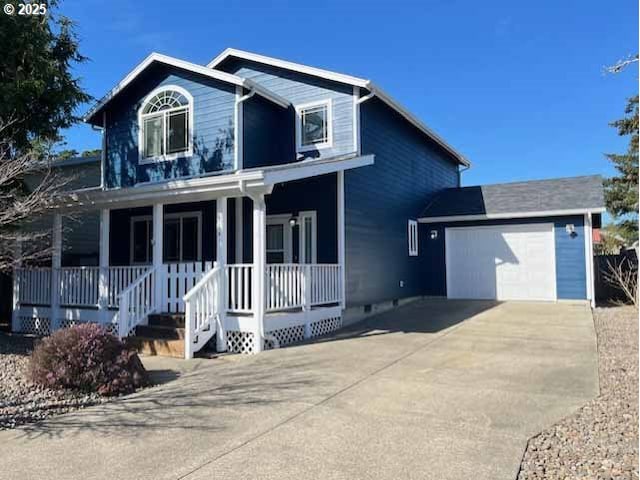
<box><xmin>265</xmin><ymin>324</ymin><xmax>305</xmax><ymax>349</ymax></box>
<box><xmin>19</xmin><ymin>316</ymin><xmax>51</xmax><ymax>336</ymax></box>
<box><xmin>19</xmin><ymin>316</ymin><xmax>117</xmax><ymax>337</ymax></box>
<box><xmin>227</xmin><ymin>331</ymin><xmax>255</xmax><ymax>354</ymax></box>
<box><xmin>310</xmin><ymin>316</ymin><xmax>342</xmax><ymax>338</ymax></box>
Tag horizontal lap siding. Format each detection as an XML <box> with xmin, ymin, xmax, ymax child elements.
<box><xmin>346</xmin><ymin>97</ymin><xmax>459</xmax><ymax>307</ymax></box>
<box><xmin>242</xmin><ymin>95</ymin><xmax>294</xmax><ymax>168</ymax></box>
<box><xmin>423</xmin><ymin>216</ymin><xmax>587</xmax><ymax>300</ymax></box>
<box><xmin>219</xmin><ymin>59</ymin><xmax>355</xmax><ymax>164</ymax></box>
<box><xmin>105</xmin><ymin>65</ymin><xmax>235</xmax><ymax>188</ymax></box>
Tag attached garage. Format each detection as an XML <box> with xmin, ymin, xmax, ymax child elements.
<box><xmin>445</xmin><ymin>223</ymin><xmax>556</xmax><ymax>301</ymax></box>
<box><xmin>418</xmin><ymin>176</ymin><xmax>605</xmax><ymax>305</ymax></box>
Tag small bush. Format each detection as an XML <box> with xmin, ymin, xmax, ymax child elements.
<box><xmin>29</xmin><ymin>323</ymin><xmax>148</xmax><ymax>396</ymax></box>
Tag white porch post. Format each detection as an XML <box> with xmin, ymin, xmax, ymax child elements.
<box><xmin>235</xmin><ymin>197</ymin><xmax>243</xmax><ymax>263</ymax></box>
<box><xmin>337</xmin><ymin>171</ymin><xmax>346</xmax><ymax>309</ymax></box>
<box><xmin>216</xmin><ymin>197</ymin><xmax>228</xmax><ymax>352</ymax></box>
<box><xmin>50</xmin><ymin>214</ymin><xmax>62</xmax><ymax>331</ymax></box>
<box><xmin>252</xmin><ymin>195</ymin><xmax>266</xmax><ymax>353</ymax></box>
<box><xmin>98</xmin><ymin>209</ymin><xmax>110</xmax><ymax>322</ymax></box>
<box><xmin>152</xmin><ymin>204</ymin><xmax>164</xmax><ymax>314</ymax></box>
<box><xmin>11</xmin><ymin>241</ymin><xmax>22</xmax><ymax>332</ymax></box>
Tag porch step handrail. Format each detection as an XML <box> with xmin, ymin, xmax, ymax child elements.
<box><xmin>116</xmin><ymin>266</ymin><xmax>157</xmax><ymax>338</ymax></box>
<box><xmin>183</xmin><ymin>263</ymin><xmax>222</xmax><ymax>359</ymax></box>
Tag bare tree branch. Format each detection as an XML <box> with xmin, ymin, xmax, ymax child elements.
<box><xmin>603</xmin><ymin>257</ymin><xmax>639</xmax><ymax>307</ymax></box>
<box><xmin>604</xmin><ymin>54</ymin><xmax>639</xmax><ymax>74</ymax></box>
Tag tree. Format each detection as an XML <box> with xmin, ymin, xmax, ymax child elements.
<box><xmin>57</xmin><ymin>149</ymin><xmax>79</xmax><ymax>160</ymax></box>
<box><xmin>604</xmin><ymin>95</ymin><xmax>639</xmax><ymax>244</ymax></box>
<box><xmin>0</xmin><ymin>0</ymin><xmax>90</xmax><ymax>150</ymax></box>
<box><xmin>0</xmin><ymin>1</ymin><xmax>88</xmax><ymax>271</ymax></box>
<box><xmin>81</xmin><ymin>149</ymin><xmax>101</xmax><ymax>158</ymax></box>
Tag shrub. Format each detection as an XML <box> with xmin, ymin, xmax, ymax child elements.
<box><xmin>29</xmin><ymin>323</ymin><xmax>148</xmax><ymax>396</ymax></box>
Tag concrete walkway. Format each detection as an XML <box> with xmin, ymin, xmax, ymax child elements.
<box><xmin>0</xmin><ymin>299</ymin><xmax>598</xmax><ymax>480</ymax></box>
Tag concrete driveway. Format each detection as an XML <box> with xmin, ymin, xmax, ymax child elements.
<box><xmin>0</xmin><ymin>299</ymin><xmax>598</xmax><ymax>480</ymax></box>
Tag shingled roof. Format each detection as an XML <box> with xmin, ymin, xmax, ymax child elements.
<box><xmin>419</xmin><ymin>175</ymin><xmax>605</xmax><ymax>221</ymax></box>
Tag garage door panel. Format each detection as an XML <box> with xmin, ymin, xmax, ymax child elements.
<box><xmin>445</xmin><ymin>224</ymin><xmax>556</xmax><ymax>301</ymax></box>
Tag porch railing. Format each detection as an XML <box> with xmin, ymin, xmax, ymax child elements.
<box><xmin>226</xmin><ymin>263</ymin><xmax>343</xmax><ymax>313</ymax></box>
<box><xmin>183</xmin><ymin>264</ymin><xmax>222</xmax><ymax>359</ymax></box>
<box><xmin>15</xmin><ymin>268</ymin><xmax>52</xmax><ymax>305</ymax></box>
<box><xmin>163</xmin><ymin>261</ymin><xmax>214</xmax><ymax>313</ymax></box>
<box><xmin>117</xmin><ymin>267</ymin><xmax>157</xmax><ymax>337</ymax></box>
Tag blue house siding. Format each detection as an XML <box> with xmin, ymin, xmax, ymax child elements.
<box><xmin>345</xmin><ymin>97</ymin><xmax>460</xmax><ymax>307</ymax></box>
<box><xmin>242</xmin><ymin>94</ymin><xmax>295</xmax><ymax>168</ymax></box>
<box><xmin>239</xmin><ymin>174</ymin><xmax>338</xmax><ymax>264</ymax></box>
<box><xmin>104</xmin><ymin>64</ymin><xmax>235</xmax><ymax>189</ymax></box>
<box><xmin>217</xmin><ymin>58</ymin><xmax>356</xmax><ymax>162</ymax></box>
<box><xmin>420</xmin><ymin>216</ymin><xmax>587</xmax><ymax>300</ymax></box>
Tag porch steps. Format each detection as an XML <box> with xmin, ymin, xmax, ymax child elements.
<box><xmin>127</xmin><ymin>313</ymin><xmax>187</xmax><ymax>358</ymax></box>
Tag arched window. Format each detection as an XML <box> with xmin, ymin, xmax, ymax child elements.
<box><xmin>139</xmin><ymin>86</ymin><xmax>192</xmax><ymax>162</ymax></box>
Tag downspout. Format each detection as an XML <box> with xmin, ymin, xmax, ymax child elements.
<box><xmin>90</xmin><ymin>111</ymin><xmax>106</xmax><ymax>190</ymax></box>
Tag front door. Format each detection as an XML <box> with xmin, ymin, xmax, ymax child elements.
<box><xmin>265</xmin><ymin>212</ymin><xmax>317</xmax><ymax>264</ymax></box>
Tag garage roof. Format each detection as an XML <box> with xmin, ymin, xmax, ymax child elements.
<box><xmin>419</xmin><ymin>175</ymin><xmax>605</xmax><ymax>223</ymax></box>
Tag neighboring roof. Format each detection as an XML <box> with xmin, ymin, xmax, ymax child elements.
<box><xmin>51</xmin><ymin>155</ymin><xmax>100</xmax><ymax>168</ymax></box>
<box><xmin>208</xmin><ymin>48</ymin><xmax>470</xmax><ymax>167</ymax></box>
<box><xmin>419</xmin><ymin>175</ymin><xmax>605</xmax><ymax>222</ymax></box>
<box><xmin>84</xmin><ymin>53</ymin><xmax>290</xmax><ymax>125</ymax></box>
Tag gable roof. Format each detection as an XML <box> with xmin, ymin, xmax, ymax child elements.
<box><xmin>84</xmin><ymin>53</ymin><xmax>290</xmax><ymax>125</ymax></box>
<box><xmin>208</xmin><ymin>48</ymin><xmax>470</xmax><ymax>167</ymax></box>
<box><xmin>419</xmin><ymin>175</ymin><xmax>605</xmax><ymax>222</ymax></box>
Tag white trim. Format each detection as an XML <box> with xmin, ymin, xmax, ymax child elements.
<box><xmin>295</xmin><ymin>99</ymin><xmax>333</xmax><ymax>154</ymax></box>
<box><xmin>130</xmin><ymin>215</ymin><xmax>153</xmax><ymax>265</ymax></box>
<box><xmin>164</xmin><ymin>211</ymin><xmax>203</xmax><ymax>262</ymax></box>
<box><xmin>51</xmin><ymin>214</ymin><xmax>62</xmax><ymax>330</ymax></box>
<box><xmin>234</xmin><ymin>86</ymin><xmax>244</xmax><ymax>170</ymax></box>
<box><xmin>98</xmin><ymin>209</ymin><xmax>110</xmax><ymax>321</ymax></box>
<box><xmin>208</xmin><ymin>48</ymin><xmax>370</xmax><ymax>88</ymax></box>
<box><xmin>419</xmin><ymin>208</ymin><xmax>606</xmax><ymax>224</ymax></box>
<box><xmin>207</xmin><ymin>48</ymin><xmax>469</xmax><ymax>167</ymax></box>
<box><xmin>138</xmin><ymin>85</ymin><xmax>194</xmax><ymax>165</ymax></box>
<box><xmin>85</xmin><ymin>53</ymin><xmax>289</xmax><ymax>123</ymax></box>
<box><xmin>584</xmin><ymin>213</ymin><xmax>595</xmax><ymax>307</ymax></box>
<box><xmin>266</xmin><ymin>214</ymin><xmax>293</xmax><ymax>263</ymax></box>
<box><xmin>352</xmin><ymin>86</ymin><xmax>361</xmax><ymax>155</ymax></box>
<box><xmin>252</xmin><ymin>195</ymin><xmax>267</xmax><ymax>352</ymax></box>
<box><xmin>57</xmin><ymin>154</ymin><xmax>375</xmax><ymax>211</ymax></box>
<box><xmin>298</xmin><ymin>210</ymin><xmax>318</xmax><ymax>264</ymax></box>
<box><xmin>152</xmin><ymin>204</ymin><xmax>164</xmax><ymax>313</ymax></box>
<box><xmin>408</xmin><ymin>219</ymin><xmax>418</xmax><ymax>256</ymax></box>
<box><xmin>100</xmin><ymin>112</ymin><xmax>106</xmax><ymax>189</ymax></box>
<box><xmin>235</xmin><ymin>197</ymin><xmax>243</xmax><ymax>263</ymax></box>
<box><xmin>445</xmin><ymin>223</ymin><xmax>557</xmax><ymax>301</ymax></box>
<box><xmin>337</xmin><ymin>171</ymin><xmax>346</xmax><ymax>308</ymax></box>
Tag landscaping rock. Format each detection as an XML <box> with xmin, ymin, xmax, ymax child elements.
<box><xmin>0</xmin><ymin>333</ymin><xmax>105</xmax><ymax>430</ymax></box>
<box><xmin>518</xmin><ymin>307</ymin><xmax>639</xmax><ymax>479</ymax></box>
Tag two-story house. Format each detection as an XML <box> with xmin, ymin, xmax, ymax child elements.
<box><xmin>12</xmin><ymin>49</ymin><xmax>604</xmax><ymax>358</ymax></box>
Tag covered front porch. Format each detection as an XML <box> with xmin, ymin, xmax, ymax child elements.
<box><xmin>12</xmin><ymin>155</ymin><xmax>373</xmax><ymax>357</ymax></box>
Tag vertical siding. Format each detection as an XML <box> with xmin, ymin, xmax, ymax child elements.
<box><xmin>346</xmin><ymin>97</ymin><xmax>459</xmax><ymax>307</ymax></box>
<box><xmin>219</xmin><ymin>58</ymin><xmax>355</xmax><ymax>163</ymax></box>
<box><xmin>104</xmin><ymin>64</ymin><xmax>235</xmax><ymax>189</ymax></box>
<box><xmin>422</xmin><ymin>216</ymin><xmax>587</xmax><ymax>300</ymax></box>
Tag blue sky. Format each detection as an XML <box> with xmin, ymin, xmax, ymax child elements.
<box><xmin>60</xmin><ymin>0</ymin><xmax>637</xmax><ymax>187</ymax></box>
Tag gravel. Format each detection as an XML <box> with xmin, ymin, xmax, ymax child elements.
<box><xmin>0</xmin><ymin>333</ymin><xmax>105</xmax><ymax>430</ymax></box>
<box><xmin>519</xmin><ymin>307</ymin><xmax>639</xmax><ymax>479</ymax></box>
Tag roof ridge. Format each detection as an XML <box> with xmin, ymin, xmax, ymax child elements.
<box><xmin>459</xmin><ymin>174</ymin><xmax>603</xmax><ymax>190</ymax></box>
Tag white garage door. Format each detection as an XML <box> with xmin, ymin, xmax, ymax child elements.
<box><xmin>445</xmin><ymin>223</ymin><xmax>557</xmax><ymax>301</ymax></box>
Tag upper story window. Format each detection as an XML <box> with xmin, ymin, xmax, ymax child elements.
<box><xmin>138</xmin><ymin>86</ymin><xmax>193</xmax><ymax>164</ymax></box>
<box><xmin>295</xmin><ymin>99</ymin><xmax>333</xmax><ymax>153</ymax></box>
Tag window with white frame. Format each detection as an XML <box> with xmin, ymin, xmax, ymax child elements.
<box><xmin>408</xmin><ymin>220</ymin><xmax>419</xmax><ymax>256</ymax></box>
<box><xmin>163</xmin><ymin>212</ymin><xmax>202</xmax><ymax>262</ymax></box>
<box><xmin>296</xmin><ymin>100</ymin><xmax>332</xmax><ymax>152</ymax></box>
<box><xmin>139</xmin><ymin>87</ymin><xmax>192</xmax><ymax>163</ymax></box>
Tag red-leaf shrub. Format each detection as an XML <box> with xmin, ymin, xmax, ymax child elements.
<box><xmin>29</xmin><ymin>323</ymin><xmax>148</xmax><ymax>396</ymax></box>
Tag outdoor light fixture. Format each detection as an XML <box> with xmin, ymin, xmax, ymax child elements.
<box><xmin>289</xmin><ymin>216</ymin><xmax>298</xmax><ymax>227</ymax></box>
<box><xmin>430</xmin><ymin>230</ymin><xmax>438</xmax><ymax>240</ymax></box>
<box><xmin>565</xmin><ymin>224</ymin><xmax>577</xmax><ymax>237</ymax></box>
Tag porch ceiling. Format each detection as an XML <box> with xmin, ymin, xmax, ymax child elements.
<box><xmin>55</xmin><ymin>153</ymin><xmax>374</xmax><ymax>211</ymax></box>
